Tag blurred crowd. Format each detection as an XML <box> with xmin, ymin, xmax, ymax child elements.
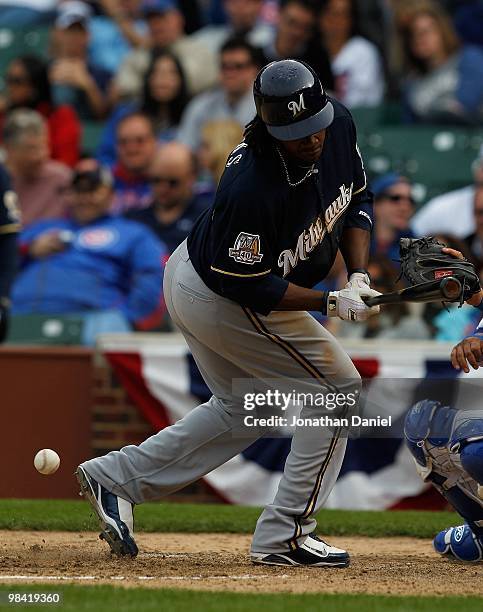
<box><xmin>0</xmin><ymin>0</ymin><xmax>482</xmax><ymax>345</ymax></box>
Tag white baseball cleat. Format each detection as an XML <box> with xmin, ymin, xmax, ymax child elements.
<box><xmin>251</xmin><ymin>534</ymin><xmax>350</xmax><ymax>567</ymax></box>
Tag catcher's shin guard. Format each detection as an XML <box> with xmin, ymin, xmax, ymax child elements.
<box><xmin>404</xmin><ymin>401</ymin><xmax>483</xmax><ymax>538</ymax></box>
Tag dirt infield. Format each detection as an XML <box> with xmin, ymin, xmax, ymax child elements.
<box><xmin>0</xmin><ymin>531</ymin><xmax>482</xmax><ymax>596</ymax></box>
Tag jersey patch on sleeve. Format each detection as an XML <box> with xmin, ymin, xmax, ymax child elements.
<box><xmin>229</xmin><ymin>232</ymin><xmax>264</xmax><ymax>265</ymax></box>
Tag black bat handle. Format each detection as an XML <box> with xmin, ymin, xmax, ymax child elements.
<box><xmin>361</xmin><ymin>295</ymin><xmax>381</xmax><ymax>307</ymax></box>
<box><xmin>361</xmin><ymin>276</ymin><xmax>463</xmax><ymax>307</ymax></box>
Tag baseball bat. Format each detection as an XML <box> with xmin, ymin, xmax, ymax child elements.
<box><xmin>362</xmin><ymin>276</ymin><xmax>462</xmax><ymax>307</ymax></box>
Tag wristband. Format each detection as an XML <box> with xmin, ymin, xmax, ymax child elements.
<box><xmin>348</xmin><ymin>268</ymin><xmax>370</xmax><ymax>281</ymax></box>
<box><xmin>326</xmin><ymin>293</ymin><xmax>338</xmax><ymax>317</ymax></box>
<box><xmin>320</xmin><ymin>291</ymin><xmax>328</xmax><ymax>316</ymax></box>
<box><xmin>463</xmin><ymin>334</ymin><xmax>483</xmax><ymax>342</ymax></box>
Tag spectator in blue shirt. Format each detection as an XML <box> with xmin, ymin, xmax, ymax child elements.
<box><xmin>126</xmin><ymin>142</ymin><xmax>211</xmax><ymax>253</ymax></box>
<box><xmin>89</xmin><ymin>0</ymin><xmax>148</xmax><ymax>76</ymax></box>
<box><xmin>12</xmin><ymin>159</ymin><xmax>167</xmax><ymax>345</ymax></box>
<box><xmin>371</xmin><ymin>173</ymin><xmax>415</xmax><ymax>265</ymax></box>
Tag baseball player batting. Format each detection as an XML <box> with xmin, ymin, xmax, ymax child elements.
<box><xmin>76</xmin><ymin>59</ymin><xmax>382</xmax><ymax>567</ymax></box>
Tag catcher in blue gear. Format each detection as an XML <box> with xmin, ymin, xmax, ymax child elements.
<box><xmin>404</xmin><ymin>247</ymin><xmax>483</xmax><ymax>562</ymax></box>
<box><xmin>405</xmin><ymin>398</ymin><xmax>483</xmax><ymax>562</ymax></box>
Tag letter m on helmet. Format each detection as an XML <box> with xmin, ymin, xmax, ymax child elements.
<box><xmin>287</xmin><ymin>93</ymin><xmax>306</xmax><ymax>118</ymax></box>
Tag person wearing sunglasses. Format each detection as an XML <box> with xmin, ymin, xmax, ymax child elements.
<box><xmin>177</xmin><ymin>37</ymin><xmax>261</xmax><ymax>150</ymax></box>
<box><xmin>0</xmin><ymin>55</ymin><xmax>81</xmax><ymax>167</ymax></box>
<box><xmin>371</xmin><ymin>172</ymin><xmax>415</xmax><ymax>265</ymax></box>
<box><xmin>126</xmin><ymin>142</ymin><xmax>211</xmax><ymax>253</ymax></box>
<box><xmin>110</xmin><ymin>111</ymin><xmax>158</xmax><ymax>214</ymax></box>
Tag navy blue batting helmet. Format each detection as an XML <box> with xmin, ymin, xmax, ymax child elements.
<box><xmin>253</xmin><ymin>59</ymin><xmax>334</xmax><ymax>141</ymax></box>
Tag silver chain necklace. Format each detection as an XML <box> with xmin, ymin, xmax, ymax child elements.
<box><xmin>276</xmin><ymin>146</ymin><xmax>318</xmax><ymax>188</ymax></box>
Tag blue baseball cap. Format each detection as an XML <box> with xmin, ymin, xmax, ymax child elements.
<box><xmin>372</xmin><ymin>173</ymin><xmax>410</xmax><ymax>200</ymax></box>
<box><xmin>142</xmin><ymin>0</ymin><xmax>178</xmax><ymax>15</ymax></box>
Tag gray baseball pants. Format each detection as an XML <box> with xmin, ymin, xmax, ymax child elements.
<box><xmin>82</xmin><ymin>240</ymin><xmax>361</xmax><ymax>553</ymax></box>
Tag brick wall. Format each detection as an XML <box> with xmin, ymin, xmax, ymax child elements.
<box><xmin>91</xmin><ymin>353</ymin><xmax>220</xmax><ymax>503</ymax></box>
<box><xmin>92</xmin><ymin>354</ymin><xmax>154</xmax><ymax>455</ymax></box>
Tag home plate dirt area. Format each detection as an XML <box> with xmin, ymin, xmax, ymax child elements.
<box><xmin>0</xmin><ymin>532</ymin><xmax>482</xmax><ymax>596</ymax></box>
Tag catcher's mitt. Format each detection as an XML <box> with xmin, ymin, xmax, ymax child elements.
<box><xmin>399</xmin><ymin>237</ymin><xmax>480</xmax><ymax>306</ymax></box>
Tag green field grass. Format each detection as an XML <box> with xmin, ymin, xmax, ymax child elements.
<box><xmin>0</xmin><ymin>586</ymin><xmax>481</xmax><ymax>612</ymax></box>
<box><xmin>0</xmin><ymin>501</ymin><xmax>479</xmax><ymax>610</ymax></box>
<box><xmin>0</xmin><ymin>499</ymin><xmax>459</xmax><ymax>538</ymax></box>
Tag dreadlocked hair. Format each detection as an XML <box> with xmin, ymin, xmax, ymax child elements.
<box><xmin>243</xmin><ymin>116</ymin><xmax>275</xmax><ymax>156</ymax></box>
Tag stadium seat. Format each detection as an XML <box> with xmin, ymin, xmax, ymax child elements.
<box><xmin>358</xmin><ymin>126</ymin><xmax>483</xmax><ymax>203</ymax></box>
<box><xmin>0</xmin><ymin>26</ymin><xmax>50</xmax><ymax>87</ymax></box>
<box><xmin>81</xmin><ymin>122</ymin><xmax>104</xmax><ymax>156</ymax></box>
<box><xmin>351</xmin><ymin>102</ymin><xmax>403</xmax><ymax>131</ymax></box>
<box><xmin>7</xmin><ymin>314</ymin><xmax>84</xmax><ymax>345</ymax></box>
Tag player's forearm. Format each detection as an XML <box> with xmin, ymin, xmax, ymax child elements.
<box><xmin>339</xmin><ymin>227</ymin><xmax>371</xmax><ymax>276</ymax></box>
<box><xmin>219</xmin><ymin>274</ymin><xmax>325</xmax><ymax>315</ymax></box>
<box><xmin>274</xmin><ymin>283</ymin><xmax>327</xmax><ymax>313</ymax></box>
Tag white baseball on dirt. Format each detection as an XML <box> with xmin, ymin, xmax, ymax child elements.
<box><xmin>34</xmin><ymin>449</ymin><xmax>61</xmax><ymax>475</ymax></box>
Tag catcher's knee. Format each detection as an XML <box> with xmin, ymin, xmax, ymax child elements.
<box><xmin>450</xmin><ymin>418</ymin><xmax>483</xmax><ymax>484</ymax></box>
<box><xmin>404</xmin><ymin>400</ymin><xmax>437</xmax><ymax>468</ymax></box>
<box><xmin>404</xmin><ymin>400</ymin><xmax>454</xmax><ymax>468</ymax></box>
<box><xmin>460</xmin><ymin>441</ymin><xmax>483</xmax><ymax>486</ymax></box>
